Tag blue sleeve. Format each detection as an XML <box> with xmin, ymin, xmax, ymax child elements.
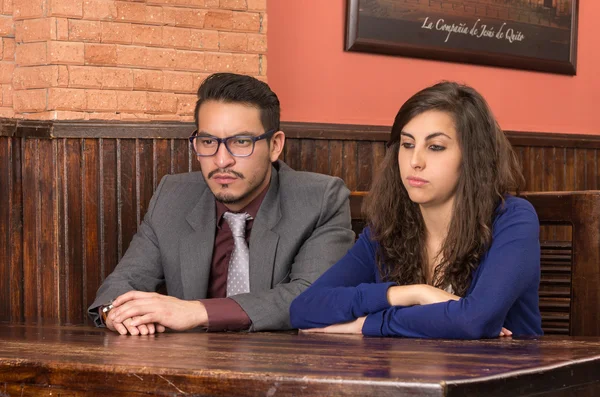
<box><xmin>290</xmin><ymin>228</ymin><xmax>395</xmax><ymax>329</ymax></box>
<box><xmin>363</xmin><ymin>202</ymin><xmax>540</xmax><ymax>339</ymax></box>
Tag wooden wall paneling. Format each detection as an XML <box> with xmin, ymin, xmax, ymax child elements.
<box><xmin>138</xmin><ymin>139</ymin><xmax>154</xmax><ymax>227</ymax></box>
<box><xmin>101</xmin><ymin>139</ymin><xmax>119</xmax><ymax>280</ymax></box>
<box><xmin>371</xmin><ymin>141</ymin><xmax>386</xmax><ymax>182</ymax></box>
<box><xmin>172</xmin><ymin>139</ymin><xmax>191</xmax><ymax>174</ymax></box>
<box><xmin>300</xmin><ymin>140</ymin><xmax>316</xmax><ymax>173</ymax></box>
<box><xmin>342</xmin><ymin>141</ymin><xmax>357</xmax><ymax>191</ymax></box>
<box><xmin>21</xmin><ymin>138</ymin><xmax>39</xmax><ymax>322</ymax></box>
<box><xmin>315</xmin><ymin>140</ymin><xmax>329</xmax><ymax>175</ymax></box>
<box><xmin>584</xmin><ymin>149</ymin><xmax>597</xmax><ymax>190</ymax></box>
<box><xmin>0</xmin><ymin>138</ymin><xmax>11</xmax><ymax>321</ymax></box>
<box><xmin>119</xmin><ymin>139</ymin><xmax>137</xmax><ymax>259</ymax></box>
<box><xmin>64</xmin><ymin>139</ymin><xmax>84</xmax><ymax>324</ymax></box>
<box><xmin>573</xmin><ymin>149</ymin><xmax>587</xmax><ymax>190</ymax></box>
<box><xmin>154</xmin><ymin>139</ymin><xmax>171</xmax><ymax>189</ymax></box>
<box><xmin>83</xmin><ymin>139</ymin><xmax>101</xmax><ymax>324</ymax></box>
<box><xmin>356</xmin><ymin>142</ymin><xmax>372</xmax><ymax>191</ymax></box>
<box><xmin>38</xmin><ymin>139</ymin><xmax>59</xmax><ymax>322</ymax></box>
<box><xmin>283</xmin><ymin>138</ymin><xmax>300</xmax><ymax>171</ymax></box>
<box><xmin>9</xmin><ymin>138</ymin><xmax>23</xmax><ymax>322</ymax></box>
<box><xmin>329</xmin><ymin>140</ymin><xmax>343</xmax><ymax>179</ymax></box>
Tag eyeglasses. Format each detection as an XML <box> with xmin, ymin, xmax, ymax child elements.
<box><xmin>189</xmin><ymin>129</ymin><xmax>276</xmax><ymax>157</ymax></box>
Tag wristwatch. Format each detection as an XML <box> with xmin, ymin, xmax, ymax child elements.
<box><xmin>101</xmin><ymin>302</ymin><xmax>114</xmax><ymax>323</ymax></box>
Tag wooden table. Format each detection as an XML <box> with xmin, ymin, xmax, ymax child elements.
<box><xmin>0</xmin><ymin>324</ymin><xmax>599</xmax><ymax>396</ymax></box>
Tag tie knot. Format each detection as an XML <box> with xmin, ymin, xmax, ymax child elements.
<box><xmin>223</xmin><ymin>212</ymin><xmax>251</xmax><ymax>238</ymax></box>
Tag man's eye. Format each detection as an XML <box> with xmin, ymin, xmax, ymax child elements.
<box><xmin>200</xmin><ymin>139</ymin><xmax>216</xmax><ymax>146</ymax></box>
<box><xmin>232</xmin><ymin>139</ymin><xmax>252</xmax><ymax>146</ymax></box>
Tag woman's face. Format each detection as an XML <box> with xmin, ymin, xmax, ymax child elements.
<box><xmin>398</xmin><ymin>110</ymin><xmax>462</xmax><ymax>210</ymax></box>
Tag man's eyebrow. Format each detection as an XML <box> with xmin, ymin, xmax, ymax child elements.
<box><xmin>196</xmin><ymin>131</ymin><xmax>258</xmax><ymax>137</ymax></box>
<box><xmin>400</xmin><ymin>131</ymin><xmax>452</xmax><ymax>140</ymax></box>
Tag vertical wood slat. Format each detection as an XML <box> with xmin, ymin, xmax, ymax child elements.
<box><xmin>83</xmin><ymin>139</ymin><xmax>101</xmax><ymax>322</ymax></box>
<box><xmin>21</xmin><ymin>139</ymin><xmax>38</xmax><ymax>322</ymax></box>
<box><xmin>0</xmin><ymin>138</ymin><xmax>12</xmax><ymax>320</ymax></box>
<box><xmin>120</xmin><ymin>139</ymin><xmax>137</xmax><ymax>258</ymax></box>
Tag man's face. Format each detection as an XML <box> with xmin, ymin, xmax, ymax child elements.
<box><xmin>195</xmin><ymin>100</ymin><xmax>282</xmax><ymax>211</ymax></box>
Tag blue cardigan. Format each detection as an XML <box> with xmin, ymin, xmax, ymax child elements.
<box><xmin>290</xmin><ymin>196</ymin><xmax>543</xmax><ymax>338</ymax></box>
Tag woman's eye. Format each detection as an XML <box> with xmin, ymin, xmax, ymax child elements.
<box><xmin>429</xmin><ymin>145</ymin><xmax>445</xmax><ymax>151</ymax></box>
<box><xmin>400</xmin><ymin>142</ymin><xmax>414</xmax><ymax>149</ymax></box>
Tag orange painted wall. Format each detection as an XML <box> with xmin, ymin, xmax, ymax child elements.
<box><xmin>267</xmin><ymin>1</ymin><xmax>599</xmax><ymax>135</ymax></box>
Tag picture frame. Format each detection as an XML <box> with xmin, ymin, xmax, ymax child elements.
<box><xmin>346</xmin><ymin>0</ymin><xmax>579</xmax><ymax>75</ymax></box>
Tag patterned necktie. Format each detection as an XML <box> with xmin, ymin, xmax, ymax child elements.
<box><xmin>223</xmin><ymin>212</ymin><xmax>252</xmax><ymax>297</ymax></box>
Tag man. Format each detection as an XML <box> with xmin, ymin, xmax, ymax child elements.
<box><xmin>88</xmin><ymin>73</ymin><xmax>355</xmax><ymax>334</ymax></box>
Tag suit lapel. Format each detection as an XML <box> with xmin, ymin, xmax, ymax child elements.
<box><xmin>180</xmin><ymin>187</ymin><xmax>216</xmax><ymax>300</ymax></box>
<box><xmin>249</xmin><ymin>165</ymin><xmax>282</xmax><ymax>292</ymax></box>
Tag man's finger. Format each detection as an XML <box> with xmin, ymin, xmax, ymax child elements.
<box><xmin>156</xmin><ymin>324</ymin><xmax>166</xmax><ymax>333</ymax></box>
<box><xmin>112</xmin><ymin>291</ymin><xmax>157</xmax><ymax>307</ymax></box>
<box><xmin>123</xmin><ymin>318</ymin><xmax>140</xmax><ymax>336</ymax></box>
<box><xmin>112</xmin><ymin>302</ymin><xmax>156</xmax><ymax>324</ymax></box>
<box><xmin>113</xmin><ymin>322</ymin><xmax>129</xmax><ymax>335</ymax></box>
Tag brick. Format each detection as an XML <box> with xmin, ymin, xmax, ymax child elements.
<box><xmin>16</xmin><ymin>42</ymin><xmax>47</xmax><ymax>66</ymax></box>
<box><xmin>145</xmin><ymin>5</ymin><xmax>163</xmax><ymax>24</ymax></box>
<box><xmin>0</xmin><ymin>107</ymin><xmax>15</xmax><ymax>118</ymax></box>
<box><xmin>190</xmin><ymin>29</ymin><xmax>219</xmax><ymax>50</ymax></box>
<box><xmin>57</xmin><ymin>64</ymin><xmax>68</xmax><ymax>86</ymax></box>
<box><xmin>205</xmin><ymin>0</ymin><xmax>219</xmax><ymax>7</ymax></box>
<box><xmin>204</xmin><ymin>52</ymin><xmax>232</xmax><ymax>72</ymax></box>
<box><xmin>176</xmin><ymin>93</ymin><xmax>196</xmax><ymax>115</ymax></box>
<box><xmin>116</xmin><ymin>45</ymin><xmax>147</xmax><ymax>67</ymax></box>
<box><xmin>232</xmin><ymin>11</ymin><xmax>260</xmax><ymax>32</ymax></box>
<box><xmin>87</xmin><ymin>111</ymin><xmax>120</xmax><ymax>120</ymax></box>
<box><xmin>69</xmin><ymin>20</ymin><xmax>102</xmax><ymax>42</ymax></box>
<box><xmin>247</xmin><ymin>33</ymin><xmax>266</xmax><ymax>53</ymax></box>
<box><xmin>261</xmin><ymin>12</ymin><xmax>266</xmax><ymax>34</ymax></box>
<box><xmin>0</xmin><ymin>61</ymin><xmax>14</xmax><ymax>83</ymax></box>
<box><xmin>119</xmin><ymin>112</ymin><xmax>151</xmax><ymax>121</ymax></box>
<box><xmin>115</xmin><ymin>1</ymin><xmax>146</xmax><ymax>23</ymax></box>
<box><xmin>3</xmin><ymin>0</ymin><xmax>14</xmax><ymax>15</ymax></box>
<box><xmin>48</xmin><ymin>41</ymin><xmax>85</xmax><ymax>65</ymax></box>
<box><xmin>68</xmin><ymin>65</ymin><xmax>103</xmax><ymax>88</ymax></box>
<box><xmin>147</xmin><ymin>91</ymin><xmax>177</xmax><ymax>114</ymax></box>
<box><xmin>12</xmin><ymin>65</ymin><xmax>59</xmax><ymax>89</ymax></box>
<box><xmin>231</xmin><ymin>53</ymin><xmax>258</xmax><ymax>74</ymax></box>
<box><xmin>2</xmin><ymin>84</ymin><xmax>13</xmax><ymax>106</ymax></box>
<box><xmin>175</xmin><ymin>50</ymin><xmax>204</xmax><ymax>71</ymax></box>
<box><xmin>219</xmin><ymin>31</ymin><xmax>247</xmax><ymax>52</ymax></box>
<box><xmin>14</xmin><ymin>89</ymin><xmax>46</xmax><ymax>112</ymax></box>
<box><xmin>163</xmin><ymin>71</ymin><xmax>195</xmax><ymax>93</ymax></box>
<box><xmin>48</xmin><ymin>87</ymin><xmax>86</xmax><ymax>110</ymax></box>
<box><xmin>117</xmin><ymin>90</ymin><xmax>146</xmax><ymax>112</ymax></box>
<box><xmin>56</xmin><ymin>17</ymin><xmax>69</xmax><ymax>40</ymax></box>
<box><xmin>259</xmin><ymin>53</ymin><xmax>265</xmax><ymax>75</ymax></box>
<box><xmin>13</xmin><ymin>0</ymin><xmax>44</xmax><ymax>20</ymax></box>
<box><xmin>85</xmin><ymin>43</ymin><xmax>117</xmax><ymax>65</ymax></box>
<box><xmin>101</xmin><ymin>67</ymin><xmax>132</xmax><ymax>89</ymax></box>
<box><xmin>16</xmin><ymin>18</ymin><xmax>56</xmax><ymax>43</ymax></box>
<box><xmin>220</xmin><ymin>0</ymin><xmax>246</xmax><ymax>10</ymax></box>
<box><xmin>247</xmin><ymin>0</ymin><xmax>266</xmax><ymax>11</ymax></box>
<box><xmin>172</xmin><ymin>7</ymin><xmax>205</xmax><ymax>28</ymax></box>
<box><xmin>0</xmin><ymin>15</ymin><xmax>13</xmax><ymax>36</ymax></box>
<box><xmin>0</xmin><ymin>40</ymin><xmax>3</xmax><ymax>59</ymax></box>
<box><xmin>101</xmin><ymin>22</ymin><xmax>132</xmax><ymax>44</ymax></box>
<box><xmin>146</xmin><ymin>47</ymin><xmax>176</xmax><ymax>69</ymax></box>
<box><xmin>133</xmin><ymin>69</ymin><xmax>163</xmax><ymax>91</ymax></box>
<box><xmin>131</xmin><ymin>25</ymin><xmax>162</xmax><ymax>46</ymax></box>
<box><xmin>162</xmin><ymin>26</ymin><xmax>191</xmax><ymax>49</ymax></box>
<box><xmin>83</xmin><ymin>0</ymin><xmax>117</xmax><ymax>20</ymax></box>
<box><xmin>204</xmin><ymin>10</ymin><xmax>232</xmax><ymax>30</ymax></box>
<box><xmin>86</xmin><ymin>89</ymin><xmax>117</xmax><ymax>111</ymax></box>
<box><xmin>192</xmin><ymin>72</ymin><xmax>207</xmax><ymax>90</ymax></box>
<box><xmin>22</xmin><ymin>110</ymin><xmax>86</xmax><ymax>120</ymax></box>
<box><xmin>152</xmin><ymin>113</ymin><xmax>182</xmax><ymax>121</ymax></box>
<box><xmin>2</xmin><ymin>38</ymin><xmax>14</xmax><ymax>60</ymax></box>
<box><xmin>48</xmin><ymin>0</ymin><xmax>83</xmax><ymax>17</ymax></box>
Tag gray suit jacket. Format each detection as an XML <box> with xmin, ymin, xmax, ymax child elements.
<box><xmin>88</xmin><ymin>160</ymin><xmax>354</xmax><ymax>331</ymax></box>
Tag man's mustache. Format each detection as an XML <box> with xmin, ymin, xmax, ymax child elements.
<box><xmin>208</xmin><ymin>169</ymin><xmax>245</xmax><ymax>179</ymax></box>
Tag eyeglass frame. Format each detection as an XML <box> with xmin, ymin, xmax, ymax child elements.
<box><xmin>188</xmin><ymin>129</ymin><xmax>277</xmax><ymax>158</ymax></box>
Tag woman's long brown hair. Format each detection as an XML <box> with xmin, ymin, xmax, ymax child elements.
<box><xmin>364</xmin><ymin>82</ymin><xmax>524</xmax><ymax>296</ymax></box>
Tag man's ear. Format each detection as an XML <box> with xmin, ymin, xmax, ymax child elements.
<box><xmin>269</xmin><ymin>131</ymin><xmax>285</xmax><ymax>162</ymax></box>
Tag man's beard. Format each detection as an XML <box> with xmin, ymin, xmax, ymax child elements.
<box><xmin>212</xmin><ymin>167</ymin><xmax>269</xmax><ymax>205</ymax></box>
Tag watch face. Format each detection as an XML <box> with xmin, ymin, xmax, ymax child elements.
<box><xmin>102</xmin><ymin>303</ymin><xmax>114</xmax><ymax>313</ymax></box>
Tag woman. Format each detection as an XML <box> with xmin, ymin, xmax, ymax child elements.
<box><xmin>290</xmin><ymin>82</ymin><xmax>542</xmax><ymax>338</ymax></box>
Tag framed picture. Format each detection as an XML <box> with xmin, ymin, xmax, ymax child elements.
<box><xmin>346</xmin><ymin>0</ymin><xmax>578</xmax><ymax>75</ymax></box>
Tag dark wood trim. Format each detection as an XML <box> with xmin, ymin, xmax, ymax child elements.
<box><xmin>2</xmin><ymin>118</ymin><xmax>600</xmax><ymax>149</ymax></box>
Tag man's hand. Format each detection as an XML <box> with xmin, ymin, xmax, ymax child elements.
<box><xmin>300</xmin><ymin>317</ymin><xmax>366</xmax><ymax>335</ymax></box>
<box><xmin>108</xmin><ymin>291</ymin><xmax>208</xmax><ymax>332</ymax></box>
<box><xmin>105</xmin><ymin>314</ymin><xmax>166</xmax><ymax>336</ymax></box>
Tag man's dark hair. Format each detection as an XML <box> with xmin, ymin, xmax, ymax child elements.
<box><xmin>194</xmin><ymin>73</ymin><xmax>280</xmax><ymax>134</ymax></box>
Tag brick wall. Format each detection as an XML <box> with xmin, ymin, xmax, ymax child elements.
<box><xmin>6</xmin><ymin>0</ymin><xmax>266</xmax><ymax>121</ymax></box>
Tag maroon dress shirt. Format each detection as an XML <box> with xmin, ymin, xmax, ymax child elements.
<box><xmin>200</xmin><ymin>185</ymin><xmax>269</xmax><ymax>331</ymax></box>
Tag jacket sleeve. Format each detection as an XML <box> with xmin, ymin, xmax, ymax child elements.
<box><xmin>362</xmin><ymin>205</ymin><xmax>541</xmax><ymax>339</ymax></box>
<box><xmin>87</xmin><ymin>176</ymin><xmax>168</xmax><ymax>327</ymax></box>
<box><xmin>231</xmin><ymin>177</ymin><xmax>356</xmax><ymax>331</ymax></box>
<box><xmin>290</xmin><ymin>228</ymin><xmax>395</xmax><ymax>329</ymax></box>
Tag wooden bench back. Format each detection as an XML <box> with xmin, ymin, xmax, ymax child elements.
<box><xmin>349</xmin><ymin>191</ymin><xmax>600</xmax><ymax>336</ymax></box>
